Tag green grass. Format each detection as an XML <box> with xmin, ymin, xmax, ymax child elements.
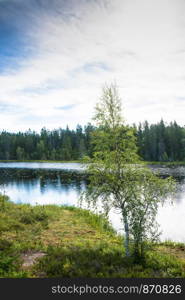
<box><xmin>0</xmin><ymin>195</ymin><xmax>185</xmax><ymax>278</ymax></box>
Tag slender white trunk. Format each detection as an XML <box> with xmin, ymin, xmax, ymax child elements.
<box><xmin>122</xmin><ymin>212</ymin><xmax>130</xmax><ymax>257</ymax></box>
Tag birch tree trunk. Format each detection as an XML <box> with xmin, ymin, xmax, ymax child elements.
<box><xmin>122</xmin><ymin>212</ymin><xmax>130</xmax><ymax>257</ymax></box>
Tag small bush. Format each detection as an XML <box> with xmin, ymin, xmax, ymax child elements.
<box><xmin>0</xmin><ymin>239</ymin><xmax>21</xmax><ymax>277</ymax></box>
<box><xmin>0</xmin><ymin>194</ymin><xmax>9</xmax><ymax>211</ymax></box>
<box><xmin>0</xmin><ymin>214</ymin><xmax>25</xmax><ymax>233</ymax></box>
<box><xmin>19</xmin><ymin>206</ymin><xmax>48</xmax><ymax>226</ymax></box>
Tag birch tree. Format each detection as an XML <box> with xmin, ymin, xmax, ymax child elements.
<box><xmin>81</xmin><ymin>83</ymin><xmax>175</xmax><ymax>259</ymax></box>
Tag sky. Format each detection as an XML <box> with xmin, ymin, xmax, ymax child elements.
<box><xmin>0</xmin><ymin>0</ymin><xmax>185</xmax><ymax>132</ymax></box>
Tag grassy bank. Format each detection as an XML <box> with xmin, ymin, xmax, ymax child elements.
<box><xmin>0</xmin><ymin>195</ymin><xmax>185</xmax><ymax>278</ymax></box>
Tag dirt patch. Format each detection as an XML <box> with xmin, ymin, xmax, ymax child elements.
<box><xmin>21</xmin><ymin>251</ymin><xmax>46</xmax><ymax>269</ymax></box>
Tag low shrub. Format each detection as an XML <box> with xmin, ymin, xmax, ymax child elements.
<box><xmin>0</xmin><ymin>239</ymin><xmax>21</xmax><ymax>277</ymax></box>
<box><xmin>34</xmin><ymin>242</ymin><xmax>185</xmax><ymax>278</ymax></box>
<box><xmin>34</xmin><ymin>243</ymin><xmax>125</xmax><ymax>277</ymax></box>
<box><xmin>19</xmin><ymin>206</ymin><xmax>48</xmax><ymax>227</ymax></box>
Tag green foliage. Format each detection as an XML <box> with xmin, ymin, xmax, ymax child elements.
<box><xmin>0</xmin><ymin>124</ymin><xmax>96</xmax><ymax>161</ymax></box>
<box><xmin>0</xmin><ymin>118</ymin><xmax>185</xmax><ymax>162</ymax></box>
<box><xmin>81</xmin><ymin>84</ymin><xmax>175</xmax><ymax>261</ymax></box>
<box><xmin>94</xmin><ymin>83</ymin><xmax>123</xmax><ymax>128</ymax></box>
<box><xmin>34</xmin><ymin>243</ymin><xmax>185</xmax><ymax>278</ymax></box>
<box><xmin>0</xmin><ymin>194</ymin><xmax>9</xmax><ymax>211</ymax></box>
<box><xmin>19</xmin><ymin>206</ymin><xmax>48</xmax><ymax>226</ymax></box>
<box><xmin>123</xmin><ymin>167</ymin><xmax>175</xmax><ymax>260</ymax></box>
<box><xmin>136</xmin><ymin>120</ymin><xmax>185</xmax><ymax>162</ymax></box>
<box><xmin>34</xmin><ymin>243</ymin><xmax>126</xmax><ymax>277</ymax></box>
<box><xmin>0</xmin><ymin>239</ymin><xmax>22</xmax><ymax>277</ymax></box>
<box><xmin>145</xmin><ymin>252</ymin><xmax>185</xmax><ymax>277</ymax></box>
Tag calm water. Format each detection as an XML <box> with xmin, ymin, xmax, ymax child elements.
<box><xmin>0</xmin><ymin>162</ymin><xmax>185</xmax><ymax>242</ymax></box>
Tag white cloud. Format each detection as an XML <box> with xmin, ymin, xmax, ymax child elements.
<box><xmin>0</xmin><ymin>0</ymin><xmax>185</xmax><ymax>131</ymax></box>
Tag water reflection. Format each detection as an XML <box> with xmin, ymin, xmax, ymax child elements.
<box><xmin>0</xmin><ymin>163</ymin><xmax>185</xmax><ymax>242</ymax></box>
<box><xmin>0</xmin><ymin>168</ymin><xmax>87</xmax><ymax>207</ymax></box>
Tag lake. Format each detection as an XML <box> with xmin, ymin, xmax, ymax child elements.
<box><xmin>0</xmin><ymin>162</ymin><xmax>185</xmax><ymax>242</ymax></box>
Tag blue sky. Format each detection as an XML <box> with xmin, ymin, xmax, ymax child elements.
<box><xmin>0</xmin><ymin>0</ymin><xmax>185</xmax><ymax>132</ymax></box>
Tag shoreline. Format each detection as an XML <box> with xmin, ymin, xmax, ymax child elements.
<box><xmin>0</xmin><ymin>159</ymin><xmax>185</xmax><ymax>166</ymax></box>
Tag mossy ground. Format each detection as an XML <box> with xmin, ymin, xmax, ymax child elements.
<box><xmin>0</xmin><ymin>195</ymin><xmax>184</xmax><ymax>278</ymax></box>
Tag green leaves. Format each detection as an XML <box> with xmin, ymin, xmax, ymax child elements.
<box><xmin>82</xmin><ymin>84</ymin><xmax>176</xmax><ymax>260</ymax></box>
<box><xmin>93</xmin><ymin>83</ymin><xmax>123</xmax><ymax>129</ymax></box>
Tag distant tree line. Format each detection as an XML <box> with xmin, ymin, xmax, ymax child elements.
<box><xmin>136</xmin><ymin>120</ymin><xmax>185</xmax><ymax>161</ymax></box>
<box><xmin>0</xmin><ymin>120</ymin><xmax>184</xmax><ymax>161</ymax></box>
<box><xmin>0</xmin><ymin>124</ymin><xmax>95</xmax><ymax>161</ymax></box>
